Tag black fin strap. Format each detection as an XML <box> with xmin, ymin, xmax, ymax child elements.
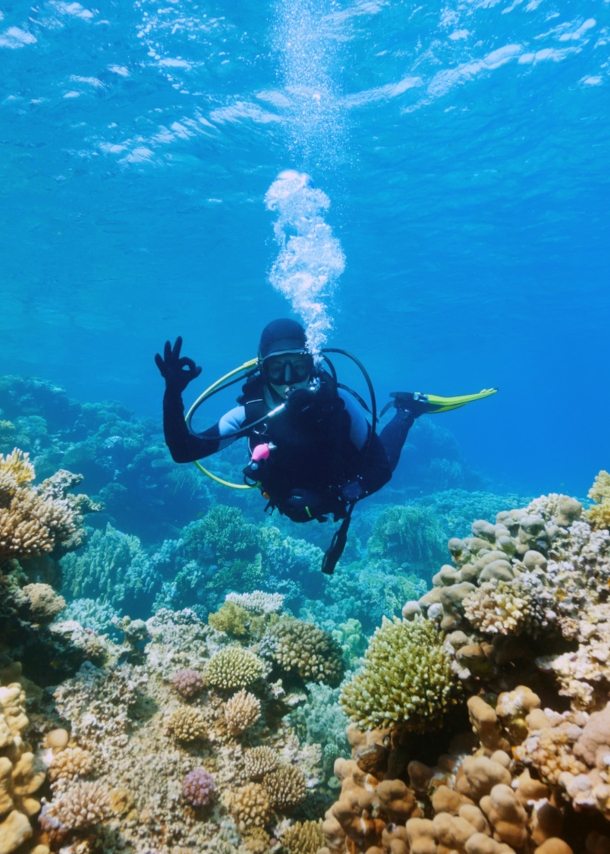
<box><xmin>321</xmin><ymin>506</ymin><xmax>354</xmax><ymax>575</ymax></box>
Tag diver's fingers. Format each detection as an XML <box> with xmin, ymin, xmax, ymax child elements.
<box><xmin>178</xmin><ymin>357</ymin><xmax>200</xmax><ymax>375</ymax></box>
<box><xmin>171</xmin><ymin>336</ymin><xmax>183</xmax><ymax>361</ymax></box>
<box><xmin>154</xmin><ymin>352</ymin><xmax>165</xmax><ymax>375</ymax></box>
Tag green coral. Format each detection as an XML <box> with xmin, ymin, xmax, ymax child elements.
<box><xmin>331</xmin><ymin>619</ymin><xmax>366</xmax><ymax>667</ymax></box>
<box><xmin>204</xmin><ymin>646</ymin><xmax>265</xmax><ymax>690</ymax></box>
<box><xmin>183</xmin><ymin>505</ymin><xmax>259</xmax><ymax>563</ymax></box>
<box><xmin>367</xmin><ymin>504</ymin><xmax>446</xmax><ymax>568</ymax></box>
<box><xmin>587</xmin><ymin>470</ymin><xmax>610</xmax><ymax>530</ymax></box>
<box><xmin>208</xmin><ymin>601</ymin><xmax>251</xmax><ymax>637</ymax></box>
<box><xmin>263</xmin><ymin>619</ymin><xmax>344</xmax><ymax>687</ymax></box>
<box><xmin>288</xmin><ymin>683</ymin><xmax>350</xmax><ymax>782</ymax></box>
<box><xmin>340</xmin><ymin>617</ymin><xmax>461</xmax><ymax>731</ymax></box>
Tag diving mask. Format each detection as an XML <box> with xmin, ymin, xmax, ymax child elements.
<box><xmin>262</xmin><ymin>352</ymin><xmax>313</xmax><ymax>385</ymax></box>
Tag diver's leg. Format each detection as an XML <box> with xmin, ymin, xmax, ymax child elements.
<box><xmin>378</xmin><ymin>408</ymin><xmax>414</xmax><ymax>472</ymax></box>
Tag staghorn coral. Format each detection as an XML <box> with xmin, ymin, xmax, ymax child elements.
<box><xmin>225</xmin><ymin>782</ymin><xmax>270</xmax><ymax>830</ymax></box>
<box><xmin>243</xmin><ymin>747</ymin><xmax>280</xmax><ymax>780</ymax></box>
<box><xmin>182</xmin><ymin>768</ymin><xmax>215</xmax><ymax>807</ymax></box>
<box><xmin>205</xmin><ymin>647</ymin><xmax>265</xmax><ymax>690</ymax></box>
<box><xmin>340</xmin><ymin>616</ymin><xmax>461</xmax><ymax>731</ymax></box>
<box><xmin>263</xmin><ymin>619</ymin><xmax>344</xmax><ymax>687</ymax></box>
<box><xmin>166</xmin><ymin>706</ymin><xmax>207</xmax><ymax>743</ymax></box>
<box><xmin>281</xmin><ymin>819</ymin><xmax>324</xmax><ymax>854</ymax></box>
<box><xmin>225</xmin><ymin>689</ymin><xmax>261</xmax><ymax>736</ymax></box>
<box><xmin>587</xmin><ymin>471</ymin><xmax>610</xmax><ymax>530</ymax></box>
<box><xmin>43</xmin><ymin>780</ymin><xmax>111</xmax><ymax>830</ymax></box>
<box><xmin>47</xmin><ymin>747</ymin><xmax>93</xmax><ymax>782</ymax></box>
<box><xmin>171</xmin><ymin>668</ymin><xmax>204</xmax><ymax>699</ymax></box>
<box><xmin>262</xmin><ymin>765</ymin><xmax>307</xmax><ymax>809</ymax></box>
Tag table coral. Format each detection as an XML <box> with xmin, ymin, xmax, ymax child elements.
<box><xmin>340</xmin><ymin>616</ymin><xmax>461</xmax><ymax>730</ymax></box>
<box><xmin>225</xmin><ymin>590</ymin><xmax>285</xmax><ymax>615</ymax></box>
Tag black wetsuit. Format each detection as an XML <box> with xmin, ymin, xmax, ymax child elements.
<box><xmin>162</xmin><ymin>372</ymin><xmax>414</xmax><ymax>523</ymax></box>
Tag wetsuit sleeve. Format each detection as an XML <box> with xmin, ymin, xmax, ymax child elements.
<box><xmin>162</xmin><ymin>388</ymin><xmax>245</xmax><ymax>463</ymax></box>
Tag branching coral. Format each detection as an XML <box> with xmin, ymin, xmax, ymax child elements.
<box><xmin>244</xmin><ymin>747</ymin><xmax>280</xmax><ymax>780</ymax></box>
<box><xmin>281</xmin><ymin>820</ymin><xmax>324</xmax><ymax>854</ymax></box>
<box><xmin>263</xmin><ymin>619</ymin><xmax>344</xmax><ymax>687</ymax></box>
<box><xmin>204</xmin><ymin>647</ymin><xmax>265</xmax><ymax>690</ymax></box>
<box><xmin>224</xmin><ymin>689</ymin><xmax>261</xmax><ymax>735</ymax></box>
<box><xmin>208</xmin><ymin>601</ymin><xmax>251</xmax><ymax>637</ymax></box>
<box><xmin>262</xmin><ymin>765</ymin><xmax>307</xmax><ymax>809</ymax></box>
<box><xmin>587</xmin><ymin>470</ymin><xmax>610</xmax><ymax>530</ymax></box>
<box><xmin>171</xmin><ymin>668</ymin><xmax>204</xmax><ymax>699</ymax></box>
<box><xmin>225</xmin><ymin>782</ymin><xmax>270</xmax><ymax>830</ymax></box>
<box><xmin>48</xmin><ymin>747</ymin><xmax>93</xmax><ymax>782</ymax></box>
<box><xmin>340</xmin><ymin>617</ymin><xmax>461</xmax><ymax>731</ymax></box>
<box><xmin>43</xmin><ymin>781</ymin><xmax>111</xmax><ymax>830</ymax></box>
<box><xmin>182</xmin><ymin>768</ymin><xmax>215</xmax><ymax>807</ymax></box>
<box><xmin>0</xmin><ymin>450</ymin><xmax>79</xmax><ymax>562</ymax></box>
<box><xmin>225</xmin><ymin>590</ymin><xmax>285</xmax><ymax>614</ymax></box>
<box><xmin>166</xmin><ymin>707</ymin><xmax>207</xmax><ymax>742</ymax></box>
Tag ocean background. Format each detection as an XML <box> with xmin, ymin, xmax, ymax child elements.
<box><xmin>1</xmin><ymin>0</ymin><xmax>608</xmax><ymax>496</ymax></box>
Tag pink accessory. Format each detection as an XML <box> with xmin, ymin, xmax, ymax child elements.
<box><xmin>250</xmin><ymin>443</ymin><xmax>275</xmax><ymax>470</ymax></box>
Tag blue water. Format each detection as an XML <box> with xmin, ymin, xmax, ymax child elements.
<box><xmin>1</xmin><ymin>0</ymin><xmax>608</xmax><ymax>496</ymax></box>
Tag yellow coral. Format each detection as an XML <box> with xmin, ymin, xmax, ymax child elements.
<box><xmin>226</xmin><ymin>783</ymin><xmax>270</xmax><ymax>830</ymax></box>
<box><xmin>587</xmin><ymin>470</ymin><xmax>610</xmax><ymax>530</ymax></box>
<box><xmin>166</xmin><ymin>707</ymin><xmax>207</xmax><ymax>742</ymax></box>
<box><xmin>0</xmin><ymin>449</ymin><xmax>35</xmax><ymax>486</ymax></box>
<box><xmin>282</xmin><ymin>820</ymin><xmax>324</xmax><ymax>854</ymax></box>
<box><xmin>244</xmin><ymin>747</ymin><xmax>280</xmax><ymax>780</ymax></box>
<box><xmin>208</xmin><ymin>602</ymin><xmax>250</xmax><ymax>637</ymax></box>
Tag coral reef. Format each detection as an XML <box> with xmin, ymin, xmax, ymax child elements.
<box><xmin>319</xmin><ymin>481</ymin><xmax>610</xmax><ymax>854</ymax></box>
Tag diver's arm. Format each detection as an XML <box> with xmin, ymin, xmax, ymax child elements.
<box><xmin>162</xmin><ymin>388</ymin><xmax>221</xmax><ymax>462</ymax></box>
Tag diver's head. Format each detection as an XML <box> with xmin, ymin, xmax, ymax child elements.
<box><xmin>258</xmin><ymin>318</ymin><xmax>313</xmax><ymax>398</ymax></box>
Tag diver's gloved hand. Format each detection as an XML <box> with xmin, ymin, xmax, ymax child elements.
<box><xmin>155</xmin><ymin>337</ymin><xmax>202</xmax><ymax>394</ymax></box>
<box><xmin>285</xmin><ymin>386</ymin><xmax>317</xmax><ymax>416</ymax></box>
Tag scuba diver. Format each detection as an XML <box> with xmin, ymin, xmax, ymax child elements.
<box><xmin>156</xmin><ymin>318</ymin><xmax>496</xmax><ymax>574</ymax></box>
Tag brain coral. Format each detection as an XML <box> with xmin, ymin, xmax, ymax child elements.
<box><xmin>262</xmin><ymin>765</ymin><xmax>307</xmax><ymax>809</ymax></box>
<box><xmin>224</xmin><ymin>689</ymin><xmax>261</xmax><ymax>735</ymax></box>
<box><xmin>204</xmin><ymin>647</ymin><xmax>265</xmax><ymax>690</ymax></box>
<box><xmin>244</xmin><ymin>746</ymin><xmax>280</xmax><ymax>780</ymax></box>
<box><xmin>171</xmin><ymin>668</ymin><xmax>204</xmax><ymax>699</ymax></box>
<box><xmin>264</xmin><ymin>619</ymin><xmax>344</xmax><ymax>687</ymax></box>
<box><xmin>340</xmin><ymin>616</ymin><xmax>461</xmax><ymax>731</ymax></box>
<box><xmin>182</xmin><ymin>768</ymin><xmax>215</xmax><ymax>807</ymax></box>
<box><xmin>166</xmin><ymin>707</ymin><xmax>207</xmax><ymax>742</ymax></box>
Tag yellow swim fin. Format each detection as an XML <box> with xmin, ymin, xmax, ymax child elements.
<box><xmin>380</xmin><ymin>388</ymin><xmax>498</xmax><ymax>418</ymax></box>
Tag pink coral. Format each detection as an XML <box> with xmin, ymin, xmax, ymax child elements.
<box><xmin>171</xmin><ymin>669</ymin><xmax>204</xmax><ymax>699</ymax></box>
<box><xmin>182</xmin><ymin>768</ymin><xmax>215</xmax><ymax>807</ymax></box>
